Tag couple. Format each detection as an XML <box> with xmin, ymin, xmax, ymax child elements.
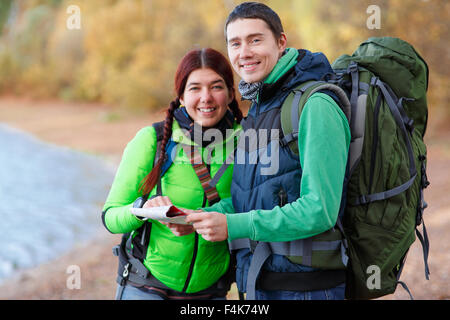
<box><xmin>102</xmin><ymin>2</ymin><xmax>350</xmax><ymax>301</ymax></box>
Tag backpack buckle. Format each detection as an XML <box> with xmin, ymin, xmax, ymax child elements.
<box><xmin>370</xmin><ymin>76</ymin><xmax>379</xmax><ymax>86</ymax></box>
<box><xmin>359</xmin><ymin>195</ymin><xmax>368</xmax><ymax>205</ymax></box>
<box><xmin>406</xmin><ymin>118</ymin><xmax>415</xmax><ymax>134</ymax></box>
<box><xmin>112</xmin><ymin>245</ymin><xmax>120</xmax><ymax>257</ymax></box>
<box><xmin>347</xmin><ymin>61</ymin><xmax>358</xmax><ymax>74</ymax></box>
<box><xmin>419</xmin><ymin>157</ymin><xmax>430</xmax><ymax>189</ymax></box>
<box><xmin>250</xmin><ymin>240</ymin><xmax>258</xmax><ymax>253</ymax></box>
<box><xmin>279</xmin><ymin>132</ymin><xmax>298</xmax><ymax>147</ymax></box>
<box><xmin>279</xmin><ymin>137</ymin><xmax>287</xmax><ymax>147</ymax></box>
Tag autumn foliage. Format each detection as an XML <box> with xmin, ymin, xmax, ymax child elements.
<box><xmin>0</xmin><ymin>0</ymin><xmax>448</xmax><ymax>125</ymax></box>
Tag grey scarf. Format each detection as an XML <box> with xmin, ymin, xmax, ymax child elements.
<box><xmin>238</xmin><ymin>80</ymin><xmax>263</xmax><ymax>102</ymax></box>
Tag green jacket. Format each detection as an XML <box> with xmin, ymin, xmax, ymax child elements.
<box><xmin>103</xmin><ymin>120</ymin><xmax>240</xmax><ymax>293</ymax></box>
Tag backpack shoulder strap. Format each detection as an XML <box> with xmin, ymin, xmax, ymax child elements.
<box><xmin>280</xmin><ymin>81</ymin><xmax>351</xmax><ymax>156</ymax></box>
<box><xmin>178</xmin><ymin>126</ymin><xmax>241</xmax><ymax>207</ymax></box>
<box><xmin>152</xmin><ymin>120</ymin><xmax>177</xmax><ymax>177</ymax></box>
<box><xmin>152</xmin><ymin>120</ymin><xmax>165</xmax><ymax>142</ymax></box>
<box><xmin>181</xmin><ymin>144</ymin><xmax>221</xmax><ymax>206</ymax></box>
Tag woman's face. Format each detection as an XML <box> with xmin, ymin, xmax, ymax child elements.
<box><xmin>180</xmin><ymin>68</ymin><xmax>233</xmax><ymax>128</ymax></box>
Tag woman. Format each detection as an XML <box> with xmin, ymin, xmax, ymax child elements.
<box><xmin>102</xmin><ymin>48</ymin><xmax>242</xmax><ymax>300</ymax></box>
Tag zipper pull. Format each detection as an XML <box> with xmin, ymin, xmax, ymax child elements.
<box><xmin>278</xmin><ymin>188</ymin><xmax>287</xmax><ymax>207</ymax></box>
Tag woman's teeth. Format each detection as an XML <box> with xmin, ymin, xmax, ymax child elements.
<box><xmin>199</xmin><ymin>107</ymin><xmax>216</xmax><ymax>112</ymax></box>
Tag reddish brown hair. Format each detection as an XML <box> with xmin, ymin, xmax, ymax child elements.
<box><xmin>139</xmin><ymin>48</ymin><xmax>242</xmax><ymax>195</ymax></box>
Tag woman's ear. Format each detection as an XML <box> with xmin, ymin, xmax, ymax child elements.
<box><xmin>179</xmin><ymin>96</ymin><xmax>184</xmax><ymax>106</ymax></box>
<box><xmin>228</xmin><ymin>89</ymin><xmax>235</xmax><ymax>105</ymax></box>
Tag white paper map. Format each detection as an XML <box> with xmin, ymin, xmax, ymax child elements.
<box><xmin>130</xmin><ymin>205</ymin><xmax>191</xmax><ymax>225</ymax></box>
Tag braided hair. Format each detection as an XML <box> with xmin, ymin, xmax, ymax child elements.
<box><xmin>139</xmin><ymin>48</ymin><xmax>242</xmax><ymax>195</ymax></box>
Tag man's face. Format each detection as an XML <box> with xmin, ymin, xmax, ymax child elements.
<box><xmin>226</xmin><ymin>18</ymin><xmax>287</xmax><ymax>83</ymax></box>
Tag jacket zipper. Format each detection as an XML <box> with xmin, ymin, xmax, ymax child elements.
<box><xmin>279</xmin><ymin>188</ymin><xmax>287</xmax><ymax>206</ymax></box>
<box><xmin>182</xmin><ymin>233</ymin><xmax>199</xmax><ymax>293</ymax></box>
<box><xmin>255</xmin><ymin>86</ymin><xmax>264</xmax><ymax>116</ymax></box>
<box><xmin>181</xmin><ymin>193</ymin><xmax>206</xmax><ymax>293</ymax></box>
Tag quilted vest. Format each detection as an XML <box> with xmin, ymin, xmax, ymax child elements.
<box><xmin>229</xmin><ymin>50</ymin><xmax>347</xmax><ymax>296</ymax></box>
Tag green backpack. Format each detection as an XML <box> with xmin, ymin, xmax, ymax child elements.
<box><xmin>280</xmin><ymin>37</ymin><xmax>430</xmax><ymax>299</ymax></box>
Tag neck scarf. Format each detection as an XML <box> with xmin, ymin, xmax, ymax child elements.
<box><xmin>238</xmin><ymin>80</ymin><xmax>262</xmax><ymax>103</ymax></box>
<box><xmin>173</xmin><ymin>107</ymin><xmax>235</xmax><ymax>147</ymax></box>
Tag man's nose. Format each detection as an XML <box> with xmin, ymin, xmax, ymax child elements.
<box><xmin>239</xmin><ymin>42</ymin><xmax>253</xmax><ymax>59</ymax></box>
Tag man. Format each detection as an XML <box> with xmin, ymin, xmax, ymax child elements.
<box><xmin>186</xmin><ymin>2</ymin><xmax>351</xmax><ymax>300</ymax></box>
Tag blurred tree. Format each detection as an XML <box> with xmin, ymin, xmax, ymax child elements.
<box><xmin>0</xmin><ymin>0</ymin><xmax>13</xmax><ymax>34</ymax></box>
<box><xmin>76</xmin><ymin>0</ymin><xmax>232</xmax><ymax>109</ymax></box>
<box><xmin>3</xmin><ymin>3</ymin><xmax>59</xmax><ymax>97</ymax></box>
<box><xmin>0</xmin><ymin>0</ymin><xmax>447</xmax><ymax>124</ymax></box>
<box><xmin>301</xmin><ymin>0</ymin><xmax>449</xmax><ymax>126</ymax></box>
<box><xmin>46</xmin><ymin>2</ymin><xmax>84</xmax><ymax>101</ymax></box>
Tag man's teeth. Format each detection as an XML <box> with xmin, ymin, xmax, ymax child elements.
<box><xmin>243</xmin><ymin>63</ymin><xmax>259</xmax><ymax>69</ymax></box>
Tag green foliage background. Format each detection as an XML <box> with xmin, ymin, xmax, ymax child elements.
<box><xmin>0</xmin><ymin>0</ymin><xmax>448</xmax><ymax>123</ymax></box>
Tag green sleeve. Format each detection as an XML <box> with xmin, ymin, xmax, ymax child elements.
<box><xmin>202</xmin><ymin>197</ymin><xmax>235</xmax><ymax>214</ymax></box>
<box><xmin>102</xmin><ymin>126</ymin><xmax>156</xmax><ymax>234</ymax></box>
<box><xmin>226</xmin><ymin>93</ymin><xmax>351</xmax><ymax>242</ymax></box>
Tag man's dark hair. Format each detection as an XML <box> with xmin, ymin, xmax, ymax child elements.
<box><xmin>224</xmin><ymin>2</ymin><xmax>284</xmax><ymax>40</ymax></box>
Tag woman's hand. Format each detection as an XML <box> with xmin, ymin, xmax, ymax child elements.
<box><xmin>184</xmin><ymin>210</ymin><xmax>228</xmax><ymax>242</ymax></box>
<box><xmin>143</xmin><ymin>196</ymin><xmax>173</xmax><ymax>208</ymax></box>
<box><xmin>143</xmin><ymin>196</ymin><xmax>194</xmax><ymax>237</ymax></box>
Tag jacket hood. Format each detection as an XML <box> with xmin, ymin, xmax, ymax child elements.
<box><xmin>288</xmin><ymin>49</ymin><xmax>334</xmax><ymax>88</ymax></box>
<box><xmin>252</xmin><ymin>49</ymin><xmax>334</xmax><ymax>116</ymax></box>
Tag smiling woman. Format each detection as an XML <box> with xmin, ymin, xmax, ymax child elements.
<box><xmin>180</xmin><ymin>68</ymin><xmax>233</xmax><ymax>128</ymax></box>
<box><xmin>102</xmin><ymin>48</ymin><xmax>243</xmax><ymax>300</ymax></box>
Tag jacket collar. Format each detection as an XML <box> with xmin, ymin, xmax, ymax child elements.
<box><xmin>251</xmin><ymin>49</ymin><xmax>334</xmax><ymax>116</ymax></box>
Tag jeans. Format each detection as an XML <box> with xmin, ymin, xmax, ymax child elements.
<box><xmin>115</xmin><ymin>285</ymin><xmax>227</xmax><ymax>300</ymax></box>
<box><xmin>254</xmin><ymin>283</ymin><xmax>346</xmax><ymax>300</ymax></box>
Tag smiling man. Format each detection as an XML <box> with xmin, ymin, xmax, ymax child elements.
<box><xmin>185</xmin><ymin>2</ymin><xmax>351</xmax><ymax>300</ymax></box>
<box><xmin>226</xmin><ymin>17</ymin><xmax>286</xmax><ymax>84</ymax></box>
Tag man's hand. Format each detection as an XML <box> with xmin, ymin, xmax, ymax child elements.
<box><xmin>184</xmin><ymin>210</ymin><xmax>228</xmax><ymax>242</ymax></box>
<box><xmin>143</xmin><ymin>196</ymin><xmax>194</xmax><ymax>237</ymax></box>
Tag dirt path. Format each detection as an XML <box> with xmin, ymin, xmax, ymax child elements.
<box><xmin>0</xmin><ymin>96</ymin><xmax>448</xmax><ymax>300</ymax></box>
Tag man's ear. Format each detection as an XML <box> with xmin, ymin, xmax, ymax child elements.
<box><xmin>278</xmin><ymin>32</ymin><xmax>288</xmax><ymax>56</ymax></box>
